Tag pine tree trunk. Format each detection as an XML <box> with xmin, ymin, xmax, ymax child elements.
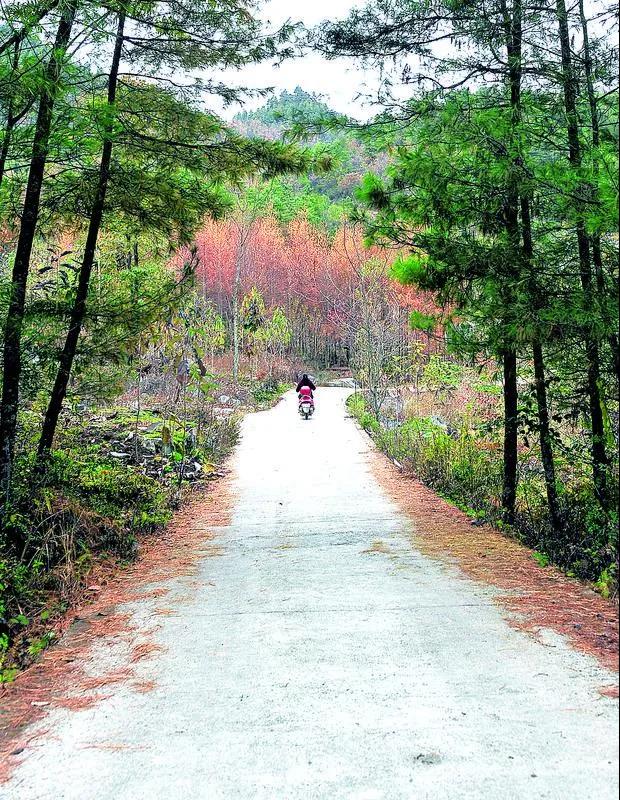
<box><xmin>501</xmin><ymin>349</ymin><xmax>518</xmax><ymax>525</ymax></box>
<box><xmin>503</xmin><ymin>0</ymin><xmax>563</xmax><ymax>532</ymax></box>
<box><xmin>0</xmin><ymin>0</ymin><xmax>60</xmax><ymax>58</ymax></box>
<box><xmin>532</xmin><ymin>339</ymin><xmax>563</xmax><ymax>532</ymax></box>
<box><xmin>555</xmin><ymin>0</ymin><xmax>610</xmax><ymax>507</ymax></box>
<box><xmin>0</xmin><ymin>1</ymin><xmax>78</xmax><ymax>500</ymax></box>
<box><xmin>0</xmin><ymin>43</ymin><xmax>21</xmax><ymax>187</ymax></box>
<box><xmin>36</xmin><ymin>10</ymin><xmax>126</xmax><ymax>466</ymax></box>
<box><xmin>521</xmin><ymin>197</ymin><xmax>563</xmax><ymax>533</ymax></box>
<box><xmin>578</xmin><ymin>0</ymin><xmax>620</xmax><ymax>384</ymax></box>
<box><xmin>0</xmin><ymin>121</ymin><xmax>14</xmax><ymax>187</ymax></box>
<box><xmin>497</xmin><ymin>0</ymin><xmax>523</xmax><ymax>525</ymax></box>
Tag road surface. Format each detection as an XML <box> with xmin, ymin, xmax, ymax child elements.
<box><xmin>3</xmin><ymin>389</ymin><xmax>618</xmax><ymax>799</ymax></box>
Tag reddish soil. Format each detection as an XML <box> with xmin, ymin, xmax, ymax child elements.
<box><xmin>369</xmin><ymin>451</ymin><xmax>619</xmax><ymax>678</ymax></box>
<box><xmin>0</xmin><ymin>469</ymin><xmax>235</xmax><ymax>783</ymax></box>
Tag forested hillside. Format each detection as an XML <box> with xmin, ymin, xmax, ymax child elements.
<box><xmin>0</xmin><ymin>0</ymin><xmax>618</xmax><ymax>681</ymax></box>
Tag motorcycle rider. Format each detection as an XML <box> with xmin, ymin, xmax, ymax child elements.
<box><xmin>296</xmin><ymin>373</ymin><xmax>315</xmax><ymax>417</ymax></box>
<box><xmin>296</xmin><ymin>373</ymin><xmax>316</xmax><ymax>396</ymax></box>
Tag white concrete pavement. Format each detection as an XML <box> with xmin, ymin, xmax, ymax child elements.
<box><xmin>2</xmin><ymin>388</ymin><xmax>618</xmax><ymax>800</ymax></box>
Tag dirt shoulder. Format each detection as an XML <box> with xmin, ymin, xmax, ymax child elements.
<box><xmin>369</xmin><ymin>449</ymin><xmax>619</xmax><ymax>680</ymax></box>
<box><xmin>0</xmin><ymin>469</ymin><xmax>235</xmax><ymax>782</ymax></box>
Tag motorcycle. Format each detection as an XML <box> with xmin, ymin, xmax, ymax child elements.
<box><xmin>298</xmin><ymin>388</ymin><xmax>315</xmax><ymax>420</ymax></box>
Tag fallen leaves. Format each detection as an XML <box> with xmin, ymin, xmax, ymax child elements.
<box><xmin>0</xmin><ymin>465</ymin><xmax>236</xmax><ymax>783</ymax></box>
<box><xmin>130</xmin><ymin>642</ymin><xmax>165</xmax><ymax>663</ymax></box>
<box><xmin>370</xmin><ymin>449</ymin><xmax>619</xmax><ymax>675</ymax></box>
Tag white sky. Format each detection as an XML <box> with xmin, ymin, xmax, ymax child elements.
<box><xmin>217</xmin><ymin>0</ymin><xmax>379</xmax><ymax>120</ymax></box>
<box><xmin>216</xmin><ymin>0</ymin><xmax>617</xmax><ymax>121</ymax></box>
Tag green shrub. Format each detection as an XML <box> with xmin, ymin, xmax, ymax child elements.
<box><xmin>0</xmin><ymin>449</ymin><xmax>177</xmax><ymax>673</ymax></box>
<box><xmin>252</xmin><ymin>380</ymin><xmax>288</xmax><ymax>406</ymax></box>
<box><xmin>347</xmin><ymin>393</ymin><xmax>381</xmax><ymax>434</ymax></box>
<box><xmin>201</xmin><ymin>414</ymin><xmax>240</xmax><ymax>462</ymax></box>
<box><xmin>40</xmin><ymin>452</ymin><xmax>172</xmax><ymax>535</ymax></box>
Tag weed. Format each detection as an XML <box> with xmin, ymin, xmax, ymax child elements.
<box><xmin>532</xmin><ymin>551</ymin><xmax>550</xmax><ymax>568</ymax></box>
<box><xmin>252</xmin><ymin>380</ymin><xmax>288</xmax><ymax>406</ymax></box>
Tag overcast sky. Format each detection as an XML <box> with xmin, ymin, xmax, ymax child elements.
<box><xmin>203</xmin><ymin>0</ymin><xmax>615</xmax><ymax>120</ymax></box>
<box><xmin>218</xmin><ymin>0</ymin><xmax>378</xmax><ymax>120</ymax></box>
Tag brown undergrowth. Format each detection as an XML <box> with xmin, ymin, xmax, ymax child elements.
<box><xmin>369</xmin><ymin>450</ymin><xmax>619</xmax><ymax>677</ymax></box>
<box><xmin>0</xmin><ymin>467</ymin><xmax>236</xmax><ymax>783</ymax></box>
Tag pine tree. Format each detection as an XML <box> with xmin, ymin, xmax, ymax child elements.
<box><xmin>0</xmin><ymin>0</ymin><xmax>78</xmax><ymax>498</ymax></box>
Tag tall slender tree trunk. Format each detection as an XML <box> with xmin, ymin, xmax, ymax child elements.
<box><xmin>0</xmin><ymin>133</ymin><xmax>11</xmax><ymax>188</ymax></box>
<box><xmin>531</xmin><ymin>339</ymin><xmax>563</xmax><ymax>530</ymax></box>
<box><xmin>0</xmin><ymin>1</ymin><xmax>78</xmax><ymax>501</ymax></box>
<box><xmin>35</xmin><ymin>9</ymin><xmax>126</xmax><ymax>466</ymax></box>
<box><xmin>496</xmin><ymin>0</ymin><xmax>525</xmax><ymax>525</ymax></box>
<box><xmin>0</xmin><ymin>43</ymin><xmax>21</xmax><ymax>187</ymax></box>
<box><xmin>0</xmin><ymin>116</ymin><xmax>15</xmax><ymax>188</ymax></box>
<box><xmin>502</xmin><ymin>0</ymin><xmax>563</xmax><ymax>532</ymax></box>
<box><xmin>0</xmin><ymin>0</ymin><xmax>60</xmax><ymax>58</ymax></box>
<box><xmin>521</xmin><ymin>197</ymin><xmax>563</xmax><ymax>534</ymax></box>
<box><xmin>231</xmin><ymin>215</ymin><xmax>254</xmax><ymax>385</ymax></box>
<box><xmin>578</xmin><ymin>0</ymin><xmax>620</xmax><ymax>384</ymax></box>
<box><xmin>501</xmin><ymin>349</ymin><xmax>518</xmax><ymax>525</ymax></box>
<box><xmin>555</xmin><ymin>0</ymin><xmax>610</xmax><ymax>507</ymax></box>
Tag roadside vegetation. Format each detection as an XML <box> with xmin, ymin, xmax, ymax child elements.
<box><xmin>348</xmin><ymin>363</ymin><xmax>616</xmax><ymax>597</ymax></box>
<box><xmin>327</xmin><ymin>0</ymin><xmax>618</xmax><ymax>599</ymax></box>
<box><xmin>1</xmin><ymin>0</ymin><xmax>618</xmax><ymax>674</ymax></box>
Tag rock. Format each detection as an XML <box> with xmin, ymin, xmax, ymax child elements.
<box><xmin>213</xmin><ymin>407</ymin><xmax>234</xmax><ymax>417</ymax></box>
<box><xmin>218</xmin><ymin>394</ymin><xmax>231</xmax><ymax>404</ymax></box>
<box><xmin>429</xmin><ymin>415</ymin><xmax>458</xmax><ymax>437</ymax></box>
<box><xmin>328</xmin><ymin>377</ymin><xmax>356</xmax><ymax>388</ymax></box>
<box><xmin>110</xmin><ymin>451</ymin><xmax>130</xmax><ymax>459</ymax></box>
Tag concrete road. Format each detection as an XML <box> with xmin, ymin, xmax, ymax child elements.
<box><xmin>3</xmin><ymin>389</ymin><xmax>618</xmax><ymax>800</ymax></box>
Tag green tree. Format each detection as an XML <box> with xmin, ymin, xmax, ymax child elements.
<box><xmin>0</xmin><ymin>0</ymin><xmax>78</xmax><ymax>497</ymax></box>
<box><xmin>314</xmin><ymin>0</ymin><xmax>619</xmax><ymax>531</ymax></box>
<box><xmin>0</xmin><ymin>1</ymin><xmax>313</xmax><ymax>505</ymax></box>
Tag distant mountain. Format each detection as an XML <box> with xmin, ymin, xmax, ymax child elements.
<box><xmin>234</xmin><ymin>87</ymin><xmax>387</xmax><ymax>208</ymax></box>
<box><xmin>234</xmin><ymin>87</ymin><xmax>333</xmax><ymax>140</ymax></box>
